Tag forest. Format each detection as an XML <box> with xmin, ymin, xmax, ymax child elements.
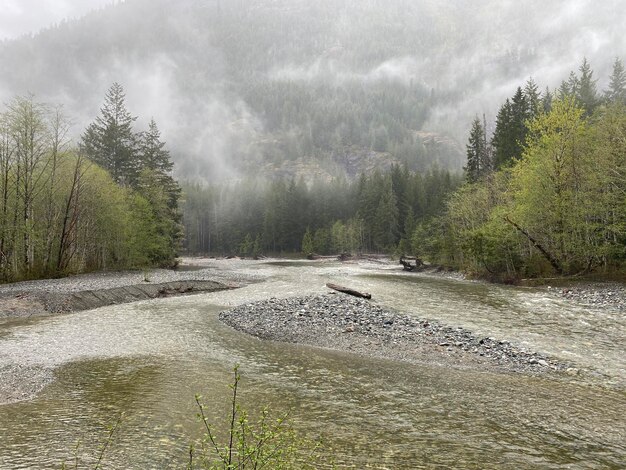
<box><xmin>183</xmin><ymin>56</ymin><xmax>626</xmax><ymax>285</ymax></box>
<box><xmin>418</xmin><ymin>57</ymin><xmax>626</xmax><ymax>280</ymax></box>
<box><xmin>0</xmin><ymin>84</ymin><xmax>181</xmax><ymax>282</ymax></box>
<box><xmin>183</xmin><ymin>167</ymin><xmax>459</xmax><ymax>256</ymax></box>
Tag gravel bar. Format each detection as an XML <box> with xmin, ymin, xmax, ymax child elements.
<box><xmin>220</xmin><ymin>293</ymin><xmax>574</xmax><ymax>375</ymax></box>
<box><xmin>552</xmin><ymin>282</ymin><xmax>626</xmax><ymax>310</ymax></box>
<box><xmin>0</xmin><ymin>259</ymin><xmax>262</xmax><ymax>319</ymax></box>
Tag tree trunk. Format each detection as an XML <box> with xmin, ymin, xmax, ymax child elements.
<box><xmin>326</xmin><ymin>283</ymin><xmax>372</xmax><ymax>299</ymax></box>
<box><xmin>503</xmin><ymin>216</ymin><xmax>564</xmax><ymax>275</ymax></box>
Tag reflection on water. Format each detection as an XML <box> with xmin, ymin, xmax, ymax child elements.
<box><xmin>0</xmin><ymin>260</ymin><xmax>625</xmax><ymax>469</ymax></box>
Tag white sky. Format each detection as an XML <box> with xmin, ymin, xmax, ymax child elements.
<box><xmin>0</xmin><ymin>0</ymin><xmax>118</xmax><ymax>40</ymax></box>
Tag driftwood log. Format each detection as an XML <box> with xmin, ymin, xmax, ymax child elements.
<box><xmin>400</xmin><ymin>256</ymin><xmax>424</xmax><ymax>271</ymax></box>
<box><xmin>308</xmin><ymin>253</ymin><xmax>353</xmax><ymax>261</ymax></box>
<box><xmin>326</xmin><ymin>283</ymin><xmax>372</xmax><ymax>299</ymax></box>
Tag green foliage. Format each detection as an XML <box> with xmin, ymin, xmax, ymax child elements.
<box><xmin>82</xmin><ymin>84</ymin><xmax>182</xmax><ymax>267</ymax></box>
<box><xmin>605</xmin><ymin>57</ymin><xmax>626</xmax><ymax>104</ymax></box>
<box><xmin>425</xmin><ymin>70</ymin><xmax>626</xmax><ymax>279</ymax></box>
<box><xmin>0</xmin><ymin>91</ymin><xmax>182</xmax><ymax>282</ymax></box>
<box><xmin>191</xmin><ymin>366</ymin><xmax>331</xmax><ymax>470</ymax></box>
<box><xmin>301</xmin><ymin>228</ymin><xmax>314</xmax><ymax>255</ymax></box>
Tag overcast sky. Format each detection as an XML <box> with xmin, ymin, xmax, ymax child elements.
<box><xmin>0</xmin><ymin>0</ymin><xmax>118</xmax><ymax>40</ymax></box>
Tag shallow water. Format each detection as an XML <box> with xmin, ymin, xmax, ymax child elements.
<box><xmin>0</xmin><ymin>260</ymin><xmax>624</xmax><ymax>469</ymax></box>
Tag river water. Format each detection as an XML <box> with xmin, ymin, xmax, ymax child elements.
<box><xmin>0</xmin><ymin>259</ymin><xmax>624</xmax><ymax>469</ymax></box>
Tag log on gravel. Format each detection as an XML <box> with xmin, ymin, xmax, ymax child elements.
<box><xmin>326</xmin><ymin>283</ymin><xmax>372</xmax><ymax>299</ymax></box>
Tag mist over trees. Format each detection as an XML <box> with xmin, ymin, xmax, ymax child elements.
<box><xmin>0</xmin><ymin>0</ymin><xmax>624</xmax><ymax>182</ymax></box>
<box><xmin>1</xmin><ymin>1</ymin><xmax>625</xmax><ymax>283</ymax></box>
<box><xmin>183</xmin><ymin>168</ymin><xmax>459</xmax><ymax>256</ymax></box>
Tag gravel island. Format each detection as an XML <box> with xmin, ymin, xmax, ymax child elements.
<box><xmin>220</xmin><ymin>293</ymin><xmax>573</xmax><ymax>375</ymax></box>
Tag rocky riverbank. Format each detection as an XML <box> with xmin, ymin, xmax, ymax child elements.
<box><xmin>220</xmin><ymin>293</ymin><xmax>573</xmax><ymax>375</ymax></box>
<box><xmin>0</xmin><ymin>259</ymin><xmax>263</xmax><ymax>319</ymax></box>
<box><xmin>551</xmin><ymin>282</ymin><xmax>626</xmax><ymax>310</ymax></box>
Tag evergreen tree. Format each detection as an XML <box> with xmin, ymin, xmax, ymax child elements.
<box><xmin>301</xmin><ymin>228</ymin><xmax>314</xmax><ymax>254</ymax></box>
<box><xmin>491</xmin><ymin>87</ymin><xmax>528</xmax><ymax>169</ymax></box>
<box><xmin>140</xmin><ymin>119</ymin><xmax>173</xmax><ymax>174</ymax></box>
<box><xmin>373</xmin><ymin>177</ymin><xmax>399</xmax><ymax>250</ymax></box>
<box><xmin>465</xmin><ymin>117</ymin><xmax>488</xmax><ymax>183</ymax></box>
<box><xmin>524</xmin><ymin>77</ymin><xmax>541</xmax><ymax>119</ymax></box>
<box><xmin>567</xmin><ymin>71</ymin><xmax>580</xmax><ymax>97</ymax></box>
<box><xmin>138</xmin><ymin>119</ymin><xmax>180</xmax><ymax>209</ymax></box>
<box><xmin>491</xmin><ymin>99</ymin><xmax>513</xmax><ymax>169</ymax></box>
<box><xmin>511</xmin><ymin>86</ymin><xmax>529</xmax><ymax>140</ymax></box>
<box><xmin>82</xmin><ymin>83</ymin><xmax>139</xmax><ymax>186</ymax></box>
<box><xmin>605</xmin><ymin>57</ymin><xmax>626</xmax><ymax>104</ymax></box>
<box><xmin>576</xmin><ymin>58</ymin><xmax>598</xmax><ymax>115</ymax></box>
<box><xmin>542</xmin><ymin>87</ymin><xmax>553</xmax><ymax>113</ymax></box>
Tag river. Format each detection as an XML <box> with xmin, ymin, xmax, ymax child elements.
<box><xmin>0</xmin><ymin>259</ymin><xmax>624</xmax><ymax>468</ymax></box>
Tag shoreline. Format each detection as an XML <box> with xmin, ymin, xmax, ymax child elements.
<box><xmin>0</xmin><ymin>280</ymin><xmax>232</xmax><ymax>319</ymax></box>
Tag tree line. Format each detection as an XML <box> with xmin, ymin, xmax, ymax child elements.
<box><xmin>0</xmin><ymin>84</ymin><xmax>181</xmax><ymax>282</ymax></box>
<box><xmin>417</xmin><ymin>57</ymin><xmax>626</xmax><ymax>280</ymax></box>
<box><xmin>182</xmin><ymin>167</ymin><xmax>459</xmax><ymax>257</ymax></box>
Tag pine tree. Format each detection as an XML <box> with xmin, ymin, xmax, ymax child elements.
<box><xmin>542</xmin><ymin>87</ymin><xmax>553</xmax><ymax>113</ymax></box>
<box><xmin>82</xmin><ymin>83</ymin><xmax>139</xmax><ymax>186</ymax></box>
<box><xmin>605</xmin><ymin>57</ymin><xmax>626</xmax><ymax>104</ymax></box>
<box><xmin>491</xmin><ymin>99</ymin><xmax>514</xmax><ymax>169</ymax></box>
<box><xmin>491</xmin><ymin>87</ymin><xmax>528</xmax><ymax>169</ymax></box>
<box><xmin>138</xmin><ymin>119</ymin><xmax>180</xmax><ymax>209</ymax></box>
<box><xmin>567</xmin><ymin>71</ymin><xmax>580</xmax><ymax>97</ymax></box>
<box><xmin>373</xmin><ymin>177</ymin><xmax>399</xmax><ymax>250</ymax></box>
<box><xmin>577</xmin><ymin>58</ymin><xmax>598</xmax><ymax>115</ymax></box>
<box><xmin>524</xmin><ymin>77</ymin><xmax>541</xmax><ymax>120</ymax></box>
<box><xmin>465</xmin><ymin>117</ymin><xmax>488</xmax><ymax>183</ymax></box>
<box><xmin>140</xmin><ymin>119</ymin><xmax>173</xmax><ymax>174</ymax></box>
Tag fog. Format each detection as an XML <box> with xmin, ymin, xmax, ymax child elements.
<box><xmin>0</xmin><ymin>0</ymin><xmax>624</xmax><ymax>182</ymax></box>
<box><xmin>0</xmin><ymin>0</ymin><xmax>116</xmax><ymax>40</ymax></box>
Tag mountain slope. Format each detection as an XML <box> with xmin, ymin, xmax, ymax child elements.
<box><xmin>0</xmin><ymin>0</ymin><xmax>623</xmax><ymax>181</ymax></box>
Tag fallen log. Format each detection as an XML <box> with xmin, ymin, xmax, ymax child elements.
<box><xmin>307</xmin><ymin>253</ymin><xmax>337</xmax><ymax>260</ymax></box>
<box><xmin>400</xmin><ymin>256</ymin><xmax>423</xmax><ymax>271</ymax></box>
<box><xmin>326</xmin><ymin>283</ymin><xmax>372</xmax><ymax>299</ymax></box>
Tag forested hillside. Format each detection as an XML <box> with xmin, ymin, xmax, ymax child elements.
<box><xmin>1</xmin><ymin>0</ymin><xmax>625</xmax><ymax>279</ymax></box>
<box><xmin>1</xmin><ymin>0</ymin><xmax>623</xmax><ymax>182</ymax></box>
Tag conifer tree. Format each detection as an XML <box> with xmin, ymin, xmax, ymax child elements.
<box><xmin>465</xmin><ymin>117</ymin><xmax>488</xmax><ymax>183</ymax></box>
<box><xmin>605</xmin><ymin>57</ymin><xmax>626</xmax><ymax>104</ymax></box>
<box><xmin>491</xmin><ymin>87</ymin><xmax>528</xmax><ymax>169</ymax></box>
<box><xmin>82</xmin><ymin>83</ymin><xmax>139</xmax><ymax>186</ymax></box>
<box><xmin>542</xmin><ymin>87</ymin><xmax>553</xmax><ymax>113</ymax></box>
<box><xmin>524</xmin><ymin>77</ymin><xmax>541</xmax><ymax>119</ymax></box>
<box><xmin>576</xmin><ymin>58</ymin><xmax>598</xmax><ymax>115</ymax></box>
<box><xmin>491</xmin><ymin>99</ymin><xmax>513</xmax><ymax>169</ymax></box>
<box><xmin>138</xmin><ymin>119</ymin><xmax>180</xmax><ymax>209</ymax></box>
